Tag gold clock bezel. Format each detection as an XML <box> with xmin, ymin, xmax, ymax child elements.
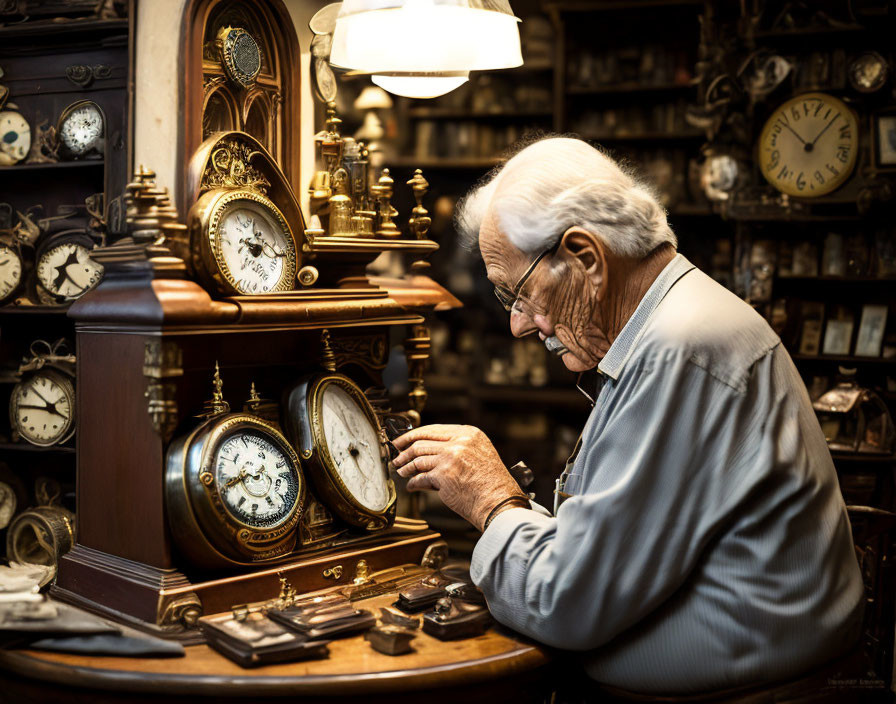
<box><xmin>9</xmin><ymin>368</ymin><xmax>76</xmax><ymax>447</ymax></box>
<box><xmin>757</xmin><ymin>92</ymin><xmax>858</xmax><ymax>198</ymax></box>
<box><xmin>191</xmin><ymin>189</ymin><xmax>298</xmax><ymax>296</ymax></box>
<box><xmin>305</xmin><ymin>374</ymin><xmax>397</xmax><ymax>531</ymax></box>
<box><xmin>168</xmin><ymin>413</ymin><xmax>306</xmax><ymax>566</ymax></box>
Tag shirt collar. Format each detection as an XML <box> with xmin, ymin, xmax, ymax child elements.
<box><xmin>596</xmin><ymin>253</ymin><xmax>695</xmax><ymax>381</ymax></box>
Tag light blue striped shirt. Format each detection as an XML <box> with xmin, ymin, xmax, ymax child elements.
<box><xmin>470</xmin><ymin>254</ymin><xmax>864</xmax><ymax>694</ymax></box>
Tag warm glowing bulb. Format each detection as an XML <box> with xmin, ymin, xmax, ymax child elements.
<box><xmin>372</xmin><ymin>74</ymin><xmax>469</xmax><ymax>99</ymax></box>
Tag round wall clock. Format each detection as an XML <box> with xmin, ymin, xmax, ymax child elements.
<box><xmin>757</xmin><ymin>92</ymin><xmax>858</xmax><ymax>198</ymax></box>
<box><xmin>0</xmin><ymin>108</ymin><xmax>30</xmax><ymax>165</ymax></box>
<box><xmin>190</xmin><ymin>190</ymin><xmax>297</xmax><ymax>295</ymax></box>
<box><xmin>10</xmin><ymin>367</ymin><xmax>75</xmax><ymax>447</ymax></box>
<box><xmin>166</xmin><ymin>369</ymin><xmax>307</xmax><ymax>567</ymax></box>
<box><xmin>283</xmin><ymin>372</ymin><xmax>396</xmax><ymax>531</ymax></box>
<box><xmin>34</xmin><ymin>231</ymin><xmax>104</xmax><ymax>304</ymax></box>
<box><xmin>57</xmin><ymin>100</ymin><xmax>104</xmax><ymax>159</ymax></box>
<box><xmin>217</xmin><ymin>26</ymin><xmax>261</xmax><ymax>88</ymax></box>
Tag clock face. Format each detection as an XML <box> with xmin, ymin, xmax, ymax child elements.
<box><xmin>320</xmin><ymin>383</ymin><xmax>390</xmax><ymax>512</ymax></box>
<box><xmin>216</xmin><ymin>199</ymin><xmax>295</xmax><ymax>294</ymax></box>
<box><xmin>59</xmin><ymin>103</ymin><xmax>103</xmax><ymax>157</ymax></box>
<box><xmin>849</xmin><ymin>52</ymin><xmax>888</xmax><ymax>93</ymax></box>
<box><xmin>11</xmin><ymin>370</ymin><xmax>75</xmax><ymax>446</ymax></box>
<box><xmin>214</xmin><ymin>431</ymin><xmax>302</xmax><ymax>529</ymax></box>
<box><xmin>0</xmin><ymin>110</ymin><xmax>30</xmax><ymax>165</ymax></box>
<box><xmin>758</xmin><ymin>93</ymin><xmax>858</xmax><ymax>198</ymax></box>
<box><xmin>0</xmin><ymin>243</ymin><xmax>23</xmax><ymax>302</ymax></box>
<box><xmin>36</xmin><ymin>240</ymin><xmax>103</xmax><ymax>302</ymax></box>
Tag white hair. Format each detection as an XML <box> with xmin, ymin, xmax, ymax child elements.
<box><xmin>456</xmin><ymin>136</ymin><xmax>677</xmax><ymax>257</ymax></box>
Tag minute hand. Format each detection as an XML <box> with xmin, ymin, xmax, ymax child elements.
<box><xmin>809</xmin><ymin>114</ymin><xmax>839</xmax><ymax>147</ymax></box>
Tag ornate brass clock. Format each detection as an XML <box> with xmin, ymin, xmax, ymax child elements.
<box><xmin>283</xmin><ymin>370</ymin><xmax>397</xmax><ymax>532</ymax></box>
<box><xmin>166</xmin><ymin>366</ymin><xmax>307</xmax><ymax>568</ymax></box>
<box><xmin>216</xmin><ymin>26</ymin><xmax>262</xmax><ymax>89</ymax></box>
<box><xmin>186</xmin><ymin>134</ymin><xmax>300</xmax><ymax>296</ymax></box>
<box><xmin>758</xmin><ymin>93</ymin><xmax>858</xmax><ymax>198</ymax></box>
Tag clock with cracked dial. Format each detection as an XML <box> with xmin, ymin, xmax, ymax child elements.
<box><xmin>0</xmin><ymin>109</ymin><xmax>30</xmax><ymax>165</ymax></box>
<box><xmin>0</xmin><ymin>242</ymin><xmax>23</xmax><ymax>304</ymax></box>
<box><xmin>215</xmin><ymin>431</ymin><xmax>302</xmax><ymax>529</ymax></box>
<box><xmin>10</xmin><ymin>369</ymin><xmax>75</xmax><ymax>447</ymax></box>
<box><xmin>758</xmin><ymin>93</ymin><xmax>858</xmax><ymax>198</ymax></box>
<box><xmin>35</xmin><ymin>237</ymin><xmax>103</xmax><ymax>303</ymax></box>
<box><xmin>58</xmin><ymin>101</ymin><xmax>104</xmax><ymax>158</ymax></box>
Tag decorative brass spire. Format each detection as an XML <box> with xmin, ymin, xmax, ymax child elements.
<box><xmin>321</xmin><ymin>330</ymin><xmax>336</xmax><ymax>372</ymax></box>
<box><xmin>201</xmin><ymin>361</ymin><xmax>230</xmax><ymax>417</ymax></box>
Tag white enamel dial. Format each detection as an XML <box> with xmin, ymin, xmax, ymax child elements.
<box><xmin>0</xmin><ymin>482</ymin><xmax>16</xmax><ymax>529</ymax></box>
<box><xmin>59</xmin><ymin>103</ymin><xmax>103</xmax><ymax>157</ymax></box>
<box><xmin>12</xmin><ymin>370</ymin><xmax>74</xmax><ymax>446</ymax></box>
<box><xmin>217</xmin><ymin>201</ymin><xmax>291</xmax><ymax>294</ymax></box>
<box><xmin>36</xmin><ymin>241</ymin><xmax>103</xmax><ymax>301</ymax></box>
<box><xmin>0</xmin><ymin>110</ymin><xmax>30</xmax><ymax>165</ymax></box>
<box><xmin>215</xmin><ymin>432</ymin><xmax>301</xmax><ymax>529</ymax></box>
<box><xmin>0</xmin><ymin>243</ymin><xmax>23</xmax><ymax>302</ymax></box>
<box><xmin>320</xmin><ymin>385</ymin><xmax>389</xmax><ymax>512</ymax></box>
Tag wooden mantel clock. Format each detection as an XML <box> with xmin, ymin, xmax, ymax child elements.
<box><xmin>50</xmin><ymin>141</ymin><xmax>460</xmax><ymax>641</ymax></box>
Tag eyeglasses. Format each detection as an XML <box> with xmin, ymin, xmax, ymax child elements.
<box><xmin>493</xmin><ymin>239</ymin><xmax>561</xmax><ymax>312</ymax></box>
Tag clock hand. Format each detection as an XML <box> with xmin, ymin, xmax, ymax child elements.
<box><xmin>781</xmin><ymin>122</ymin><xmax>808</xmax><ymax>146</ymax></box>
<box><xmin>809</xmin><ymin>113</ymin><xmax>839</xmax><ymax>147</ymax></box>
<box><xmin>52</xmin><ymin>250</ymin><xmax>80</xmax><ymax>291</ymax></box>
<box><xmin>29</xmin><ymin>386</ymin><xmax>54</xmax><ymax>406</ymax></box>
<box><xmin>17</xmin><ymin>403</ymin><xmax>67</xmax><ymax>419</ymax></box>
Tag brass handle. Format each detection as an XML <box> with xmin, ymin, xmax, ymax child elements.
<box><xmin>323</xmin><ymin>565</ymin><xmax>343</xmax><ymax>580</ymax></box>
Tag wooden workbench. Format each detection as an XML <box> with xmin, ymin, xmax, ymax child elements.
<box><xmin>0</xmin><ymin>594</ymin><xmax>553</xmax><ymax>703</ymax></box>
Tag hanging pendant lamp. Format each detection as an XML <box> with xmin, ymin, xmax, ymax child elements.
<box><xmin>329</xmin><ymin>0</ymin><xmax>523</xmax><ymax>99</ymax></box>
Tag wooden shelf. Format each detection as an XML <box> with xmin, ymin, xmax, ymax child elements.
<box><xmin>407</xmin><ymin>108</ymin><xmax>553</xmax><ymax>121</ymax></box>
<box><xmin>775</xmin><ymin>276</ymin><xmax>896</xmax><ymax>285</ymax></box>
<box><xmin>386</xmin><ymin>157</ymin><xmax>502</xmax><ymax>170</ymax></box>
<box><xmin>0</xmin><ymin>17</ymin><xmax>127</xmax><ymax>41</ymax></box>
<box><xmin>669</xmin><ymin>203</ymin><xmax>715</xmax><ymax>217</ymax></box>
<box><xmin>831</xmin><ymin>452</ymin><xmax>896</xmax><ymax>465</ymax></box>
<box><xmin>0</xmin><ymin>305</ymin><xmax>70</xmax><ymax>316</ymax></box>
<box><xmin>0</xmin><ymin>161</ymin><xmax>104</xmax><ymax>174</ymax></box>
<box><xmin>427</xmin><ymin>377</ymin><xmax>590</xmax><ymax>409</ymax></box>
<box><xmin>567</xmin><ymin>82</ymin><xmax>692</xmax><ymax>96</ymax></box>
<box><xmin>0</xmin><ymin>441</ymin><xmax>75</xmax><ymax>454</ymax></box>
<box><xmin>581</xmin><ymin>131</ymin><xmax>704</xmax><ymax>143</ymax></box>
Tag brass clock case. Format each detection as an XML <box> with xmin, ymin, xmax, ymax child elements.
<box><xmin>187</xmin><ymin>188</ymin><xmax>298</xmax><ymax>296</ymax></box>
<box><xmin>166</xmin><ymin>413</ymin><xmax>307</xmax><ymax>568</ymax></box>
<box><xmin>757</xmin><ymin>92</ymin><xmax>858</xmax><ymax>198</ymax></box>
<box><xmin>283</xmin><ymin>374</ymin><xmax>397</xmax><ymax>532</ymax></box>
<box><xmin>10</xmin><ymin>367</ymin><xmax>75</xmax><ymax>447</ymax></box>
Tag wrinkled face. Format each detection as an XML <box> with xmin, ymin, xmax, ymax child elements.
<box><xmin>480</xmin><ymin>213</ymin><xmax>606</xmax><ymax>373</ymax></box>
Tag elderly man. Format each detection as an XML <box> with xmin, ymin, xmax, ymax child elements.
<box><xmin>391</xmin><ymin>137</ymin><xmax>865</xmax><ymax>695</ymax></box>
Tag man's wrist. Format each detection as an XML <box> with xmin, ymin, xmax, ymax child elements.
<box><xmin>481</xmin><ymin>494</ymin><xmax>530</xmax><ymax>532</ymax></box>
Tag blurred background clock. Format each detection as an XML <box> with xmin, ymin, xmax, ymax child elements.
<box><xmin>848</xmin><ymin>52</ymin><xmax>888</xmax><ymax>94</ymax></box>
<box><xmin>34</xmin><ymin>230</ymin><xmax>103</xmax><ymax>305</ymax></box>
<box><xmin>758</xmin><ymin>93</ymin><xmax>858</xmax><ymax>198</ymax></box>
<box><xmin>0</xmin><ymin>241</ymin><xmax>24</xmax><ymax>304</ymax></box>
<box><xmin>284</xmin><ymin>372</ymin><xmax>397</xmax><ymax>531</ymax></box>
<box><xmin>10</xmin><ymin>340</ymin><xmax>76</xmax><ymax>447</ymax></box>
<box><xmin>166</xmin><ymin>367</ymin><xmax>307</xmax><ymax>567</ymax></box>
<box><xmin>56</xmin><ymin>100</ymin><xmax>104</xmax><ymax>159</ymax></box>
<box><xmin>0</xmin><ymin>105</ymin><xmax>30</xmax><ymax>166</ymax></box>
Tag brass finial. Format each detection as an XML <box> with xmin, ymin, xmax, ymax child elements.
<box><xmin>321</xmin><ymin>330</ymin><xmax>336</xmax><ymax>372</ymax></box>
<box><xmin>245</xmin><ymin>381</ymin><xmax>261</xmax><ymax>413</ymax></box>
<box><xmin>407</xmin><ymin>169</ymin><xmax>431</xmax><ymax>242</ymax></box>
<box><xmin>201</xmin><ymin>361</ymin><xmax>230</xmax><ymax>417</ymax></box>
<box><xmin>373</xmin><ymin>169</ymin><xmax>400</xmax><ymax>239</ymax></box>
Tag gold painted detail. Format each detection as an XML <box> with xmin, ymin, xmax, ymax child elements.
<box><xmin>421</xmin><ymin>540</ymin><xmax>449</xmax><ymax>569</ymax></box>
<box><xmin>143</xmin><ymin>340</ymin><xmax>183</xmax><ymax>379</ymax></box>
<box><xmin>159</xmin><ymin>594</ymin><xmax>203</xmax><ymax>629</ymax></box>
<box><xmin>353</xmin><ymin>559</ymin><xmax>371</xmax><ymax>585</ymax></box>
<box><xmin>202</xmin><ymin>138</ymin><xmax>270</xmax><ymax>194</ymax></box>
<box><xmin>404</xmin><ymin>324</ymin><xmax>431</xmax><ymax>426</ymax></box>
<box><xmin>143</xmin><ymin>340</ymin><xmax>183</xmax><ymax>442</ymax></box>
<box><xmin>323</xmin><ymin>565</ymin><xmax>344</xmax><ymax>580</ymax></box>
<box><xmin>330</xmin><ymin>333</ymin><xmax>388</xmax><ymax>372</ymax></box>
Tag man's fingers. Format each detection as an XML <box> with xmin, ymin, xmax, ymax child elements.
<box><xmin>395</xmin><ymin>454</ymin><xmax>439</xmax><ymax>478</ymax></box>
<box><xmin>406</xmin><ymin>470</ymin><xmax>441</xmax><ymax>492</ymax></box>
<box><xmin>392</xmin><ymin>424</ymin><xmax>464</xmax><ymax>450</ymax></box>
<box><xmin>393</xmin><ymin>441</ymin><xmax>446</xmax><ymax>468</ymax></box>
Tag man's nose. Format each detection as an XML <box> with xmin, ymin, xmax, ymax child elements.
<box><xmin>509</xmin><ymin>306</ymin><xmax>538</xmax><ymax>338</ymax></box>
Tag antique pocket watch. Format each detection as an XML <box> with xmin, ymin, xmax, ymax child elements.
<box><xmin>283</xmin><ymin>369</ymin><xmax>397</xmax><ymax>532</ymax></box>
<box><xmin>9</xmin><ymin>339</ymin><xmax>76</xmax><ymax>447</ymax></box>
<box><xmin>56</xmin><ymin>100</ymin><xmax>104</xmax><ymax>160</ymax></box>
<box><xmin>166</xmin><ymin>367</ymin><xmax>307</xmax><ymax>568</ymax></box>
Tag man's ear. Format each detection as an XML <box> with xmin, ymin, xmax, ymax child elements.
<box><xmin>559</xmin><ymin>227</ymin><xmax>607</xmax><ymax>293</ymax></box>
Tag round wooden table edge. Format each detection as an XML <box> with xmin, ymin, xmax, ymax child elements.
<box><xmin>0</xmin><ymin>643</ymin><xmax>552</xmax><ymax>697</ymax></box>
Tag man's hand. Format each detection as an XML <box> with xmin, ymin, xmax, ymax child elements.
<box><xmin>391</xmin><ymin>424</ymin><xmax>525</xmax><ymax>531</ymax></box>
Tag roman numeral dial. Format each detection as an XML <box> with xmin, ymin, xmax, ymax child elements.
<box><xmin>758</xmin><ymin>93</ymin><xmax>858</xmax><ymax>198</ymax></box>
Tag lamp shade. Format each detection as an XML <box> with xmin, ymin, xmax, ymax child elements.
<box><xmin>330</xmin><ymin>0</ymin><xmax>522</xmax><ymax>74</ymax></box>
<box><xmin>372</xmin><ymin>74</ymin><xmax>469</xmax><ymax>99</ymax></box>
